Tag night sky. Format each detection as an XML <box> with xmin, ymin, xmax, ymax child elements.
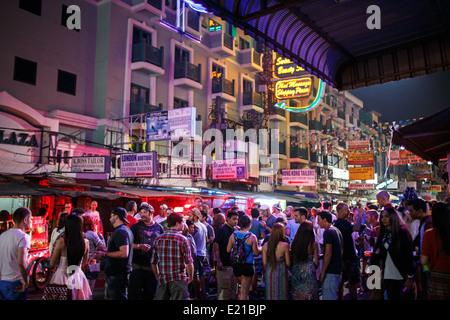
<box><xmin>349</xmin><ymin>69</ymin><xmax>450</xmax><ymax>123</ymax></box>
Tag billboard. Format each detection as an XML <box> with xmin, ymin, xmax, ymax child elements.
<box><xmin>146</xmin><ymin>107</ymin><xmax>196</xmax><ymax>141</ymax></box>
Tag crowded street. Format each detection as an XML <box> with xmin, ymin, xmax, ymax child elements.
<box><xmin>1</xmin><ymin>0</ymin><xmax>450</xmax><ymax>313</ymax></box>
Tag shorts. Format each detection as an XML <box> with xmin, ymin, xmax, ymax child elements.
<box><xmin>342</xmin><ymin>258</ymin><xmax>361</xmax><ymax>285</ymax></box>
<box><xmin>232</xmin><ymin>263</ymin><xmax>255</xmax><ymax>278</ymax></box>
<box><xmin>194</xmin><ymin>255</ymin><xmax>209</xmax><ymax>278</ymax></box>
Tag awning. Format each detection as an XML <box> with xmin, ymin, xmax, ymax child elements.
<box><xmin>392</xmin><ymin>107</ymin><xmax>450</xmax><ymax>166</ymax></box>
<box><xmin>0</xmin><ymin>175</ymin><xmax>53</xmax><ymax>197</ymax></box>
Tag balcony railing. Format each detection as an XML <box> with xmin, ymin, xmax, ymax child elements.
<box><xmin>290</xmin><ymin>112</ymin><xmax>308</xmax><ymax>125</ymax></box>
<box><xmin>130</xmin><ymin>101</ymin><xmax>162</xmax><ymax>115</ymax></box>
<box><xmin>132</xmin><ymin>42</ymin><xmax>164</xmax><ymax>68</ymax></box>
<box><xmin>290</xmin><ymin>147</ymin><xmax>309</xmax><ymax>160</ymax></box>
<box><xmin>223</xmin><ymin>33</ymin><xmax>233</xmax><ymax>50</ymax></box>
<box><xmin>309</xmin><ymin>120</ymin><xmax>322</xmax><ymax>131</ymax></box>
<box><xmin>212</xmin><ymin>78</ymin><xmax>235</xmax><ymax>96</ymax></box>
<box><xmin>243</xmin><ymin>91</ymin><xmax>263</xmax><ymax>108</ymax></box>
<box><xmin>174</xmin><ymin>61</ymin><xmax>201</xmax><ymax>83</ymax></box>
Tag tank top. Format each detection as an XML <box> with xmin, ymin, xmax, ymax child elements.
<box><xmin>234</xmin><ymin>231</ymin><xmax>254</xmax><ymax>264</ymax></box>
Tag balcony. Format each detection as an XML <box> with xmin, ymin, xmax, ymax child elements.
<box><xmin>204</xmin><ymin>30</ymin><xmax>235</xmax><ymax>57</ymax></box>
<box><xmin>310</xmin><ymin>152</ymin><xmax>323</xmax><ymax>165</ymax></box>
<box><xmin>238</xmin><ymin>48</ymin><xmax>263</xmax><ymax>72</ymax></box>
<box><xmin>289</xmin><ymin>112</ymin><xmax>308</xmax><ymax>128</ymax></box>
<box><xmin>174</xmin><ymin>61</ymin><xmax>202</xmax><ymax>90</ymax></box>
<box><xmin>131</xmin><ymin>0</ymin><xmax>165</xmax><ymax>19</ymax></box>
<box><xmin>242</xmin><ymin>91</ymin><xmax>263</xmax><ymax>113</ymax></box>
<box><xmin>269</xmin><ymin>140</ymin><xmax>287</xmax><ymax>160</ymax></box>
<box><xmin>130</xmin><ymin>101</ymin><xmax>162</xmax><ymax>115</ymax></box>
<box><xmin>212</xmin><ymin>78</ymin><xmax>236</xmax><ymax>103</ymax></box>
<box><xmin>131</xmin><ymin>42</ymin><xmax>164</xmax><ymax>76</ymax></box>
<box><xmin>309</xmin><ymin>120</ymin><xmax>322</xmax><ymax>131</ymax></box>
<box><xmin>290</xmin><ymin>146</ymin><xmax>309</xmax><ymax>163</ymax></box>
<box><xmin>270</xmin><ymin>107</ymin><xmax>286</xmax><ymax>121</ymax></box>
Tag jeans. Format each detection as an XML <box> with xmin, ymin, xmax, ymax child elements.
<box><xmin>105</xmin><ymin>273</ymin><xmax>130</xmax><ymax>300</ymax></box>
<box><xmin>322</xmin><ymin>273</ymin><xmax>342</xmax><ymax>300</ymax></box>
<box><xmin>128</xmin><ymin>266</ymin><xmax>157</xmax><ymax>300</ymax></box>
<box><xmin>0</xmin><ymin>280</ymin><xmax>27</xmax><ymax>300</ymax></box>
<box><xmin>154</xmin><ymin>280</ymin><xmax>189</xmax><ymax>300</ymax></box>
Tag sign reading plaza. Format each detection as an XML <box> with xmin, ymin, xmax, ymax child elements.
<box><xmin>282</xmin><ymin>169</ymin><xmax>316</xmax><ymax>186</ymax></box>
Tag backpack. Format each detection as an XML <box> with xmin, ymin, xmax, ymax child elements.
<box><xmin>230</xmin><ymin>232</ymin><xmax>251</xmax><ymax>265</ymax></box>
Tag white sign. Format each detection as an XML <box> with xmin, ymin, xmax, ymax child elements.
<box><xmin>146</xmin><ymin>107</ymin><xmax>196</xmax><ymax>141</ymax></box>
<box><xmin>71</xmin><ymin>156</ymin><xmax>110</xmax><ymax>173</ymax></box>
<box><xmin>212</xmin><ymin>158</ymin><xmax>247</xmax><ymax>180</ymax></box>
<box><xmin>348</xmin><ymin>183</ymin><xmax>375</xmax><ymax>190</ymax></box>
<box><xmin>332</xmin><ymin>168</ymin><xmax>349</xmax><ymax>180</ymax></box>
<box><xmin>120</xmin><ymin>152</ymin><xmax>157</xmax><ymax>178</ymax></box>
<box><xmin>399</xmin><ymin>181</ymin><xmax>417</xmax><ymax>190</ymax></box>
<box><xmin>282</xmin><ymin>169</ymin><xmax>316</xmax><ymax>186</ymax></box>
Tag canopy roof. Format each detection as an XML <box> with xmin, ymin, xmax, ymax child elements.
<box><xmin>392</xmin><ymin>107</ymin><xmax>450</xmax><ymax>165</ymax></box>
<box><xmin>198</xmin><ymin>0</ymin><xmax>450</xmax><ymax>90</ymax></box>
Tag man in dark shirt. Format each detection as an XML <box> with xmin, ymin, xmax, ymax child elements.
<box><xmin>213</xmin><ymin>210</ymin><xmax>239</xmax><ymax>300</ymax></box>
<box><xmin>95</xmin><ymin>207</ymin><xmax>134</xmax><ymax>300</ymax></box>
<box><xmin>129</xmin><ymin>203</ymin><xmax>164</xmax><ymax>300</ymax></box>
<box><xmin>318</xmin><ymin>210</ymin><xmax>343</xmax><ymax>300</ymax></box>
<box><xmin>334</xmin><ymin>202</ymin><xmax>362</xmax><ymax>300</ymax></box>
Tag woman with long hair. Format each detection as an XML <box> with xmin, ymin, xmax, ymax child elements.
<box><xmin>49</xmin><ymin>213</ymin><xmax>92</xmax><ymax>300</ymax></box>
<box><xmin>421</xmin><ymin>201</ymin><xmax>450</xmax><ymax>299</ymax></box>
<box><xmin>262</xmin><ymin>223</ymin><xmax>291</xmax><ymax>300</ymax></box>
<box><xmin>290</xmin><ymin>221</ymin><xmax>319</xmax><ymax>300</ymax></box>
<box><xmin>374</xmin><ymin>207</ymin><xmax>416</xmax><ymax>300</ymax></box>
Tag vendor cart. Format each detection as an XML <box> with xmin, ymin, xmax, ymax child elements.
<box><xmin>26</xmin><ymin>216</ymin><xmax>51</xmax><ymax>290</ymax></box>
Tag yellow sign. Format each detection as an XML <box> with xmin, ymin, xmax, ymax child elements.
<box><xmin>348</xmin><ymin>152</ymin><xmax>373</xmax><ymax>165</ymax></box>
<box><xmin>275</xmin><ymin>57</ymin><xmax>306</xmax><ymax>77</ymax></box>
<box><xmin>349</xmin><ymin>166</ymin><xmax>374</xmax><ymax>180</ymax></box>
<box><xmin>275</xmin><ymin>77</ymin><xmax>312</xmax><ymax>99</ymax></box>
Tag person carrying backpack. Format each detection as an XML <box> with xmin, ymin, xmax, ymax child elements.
<box><xmin>226</xmin><ymin>215</ymin><xmax>260</xmax><ymax>300</ymax></box>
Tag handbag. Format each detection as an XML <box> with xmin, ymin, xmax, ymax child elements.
<box><xmin>42</xmin><ymin>284</ymin><xmax>71</xmax><ymax>300</ymax></box>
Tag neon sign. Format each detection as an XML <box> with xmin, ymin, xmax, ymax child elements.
<box><xmin>275</xmin><ymin>77</ymin><xmax>312</xmax><ymax>99</ymax></box>
<box><xmin>274</xmin><ymin>78</ymin><xmax>325</xmax><ymax>113</ymax></box>
<box><xmin>274</xmin><ymin>57</ymin><xmax>306</xmax><ymax>77</ymax></box>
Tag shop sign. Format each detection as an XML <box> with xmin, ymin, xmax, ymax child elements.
<box><xmin>348</xmin><ymin>140</ymin><xmax>370</xmax><ymax>151</ymax></box>
<box><xmin>430</xmin><ymin>185</ymin><xmax>442</xmax><ymax>192</ymax></box>
<box><xmin>212</xmin><ymin>158</ymin><xmax>246</xmax><ymax>180</ymax></box>
<box><xmin>348</xmin><ymin>152</ymin><xmax>373</xmax><ymax>165</ymax></box>
<box><xmin>120</xmin><ymin>151</ymin><xmax>157</xmax><ymax>178</ymax></box>
<box><xmin>281</xmin><ymin>169</ymin><xmax>316</xmax><ymax>186</ymax></box>
<box><xmin>332</xmin><ymin>168</ymin><xmax>349</xmax><ymax>180</ymax></box>
<box><xmin>275</xmin><ymin>77</ymin><xmax>312</xmax><ymax>100</ymax></box>
<box><xmin>399</xmin><ymin>181</ymin><xmax>417</xmax><ymax>190</ymax></box>
<box><xmin>274</xmin><ymin>57</ymin><xmax>306</xmax><ymax>77</ymax></box>
<box><xmin>0</xmin><ymin>130</ymin><xmax>39</xmax><ymax>147</ymax></box>
<box><xmin>71</xmin><ymin>156</ymin><xmax>111</xmax><ymax>173</ymax></box>
<box><xmin>349</xmin><ymin>166</ymin><xmax>374</xmax><ymax>180</ymax></box>
<box><xmin>348</xmin><ymin>183</ymin><xmax>375</xmax><ymax>190</ymax></box>
<box><xmin>390</xmin><ymin>149</ymin><xmax>427</xmax><ymax>165</ymax></box>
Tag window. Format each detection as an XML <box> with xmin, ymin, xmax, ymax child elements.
<box><xmin>174</xmin><ymin>97</ymin><xmax>188</xmax><ymax>109</ymax></box>
<box><xmin>19</xmin><ymin>0</ymin><xmax>42</xmax><ymax>16</ymax></box>
<box><xmin>13</xmin><ymin>57</ymin><xmax>37</xmax><ymax>85</ymax></box>
<box><xmin>239</xmin><ymin>37</ymin><xmax>250</xmax><ymax>50</ymax></box>
<box><xmin>187</xmin><ymin>10</ymin><xmax>200</xmax><ymax>31</ymax></box>
<box><xmin>57</xmin><ymin>70</ymin><xmax>77</xmax><ymax>95</ymax></box>
<box><xmin>133</xmin><ymin>27</ymin><xmax>152</xmax><ymax>45</ymax></box>
<box><xmin>130</xmin><ymin>84</ymin><xmax>149</xmax><ymax>104</ymax></box>
<box><xmin>174</xmin><ymin>46</ymin><xmax>190</xmax><ymax>63</ymax></box>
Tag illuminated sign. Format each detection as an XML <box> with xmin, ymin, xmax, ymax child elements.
<box><xmin>275</xmin><ymin>77</ymin><xmax>312</xmax><ymax>100</ymax></box>
<box><xmin>71</xmin><ymin>156</ymin><xmax>111</xmax><ymax>173</ymax></box>
<box><xmin>274</xmin><ymin>57</ymin><xmax>306</xmax><ymax>77</ymax></box>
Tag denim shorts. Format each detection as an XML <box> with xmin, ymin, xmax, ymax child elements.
<box><xmin>0</xmin><ymin>280</ymin><xmax>27</xmax><ymax>300</ymax></box>
<box><xmin>322</xmin><ymin>273</ymin><xmax>342</xmax><ymax>300</ymax></box>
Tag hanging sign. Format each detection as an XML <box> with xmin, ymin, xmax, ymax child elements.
<box><xmin>212</xmin><ymin>158</ymin><xmax>247</xmax><ymax>180</ymax></box>
<box><xmin>281</xmin><ymin>169</ymin><xmax>316</xmax><ymax>186</ymax></box>
<box><xmin>349</xmin><ymin>166</ymin><xmax>374</xmax><ymax>180</ymax></box>
<box><xmin>120</xmin><ymin>152</ymin><xmax>157</xmax><ymax>178</ymax></box>
<box><xmin>71</xmin><ymin>156</ymin><xmax>111</xmax><ymax>173</ymax></box>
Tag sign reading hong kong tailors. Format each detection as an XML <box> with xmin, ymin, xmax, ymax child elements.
<box><xmin>282</xmin><ymin>169</ymin><xmax>316</xmax><ymax>186</ymax></box>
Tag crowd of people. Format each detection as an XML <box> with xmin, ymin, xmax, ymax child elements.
<box><xmin>0</xmin><ymin>190</ymin><xmax>449</xmax><ymax>301</ymax></box>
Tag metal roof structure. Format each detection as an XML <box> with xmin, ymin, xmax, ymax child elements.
<box><xmin>198</xmin><ymin>0</ymin><xmax>450</xmax><ymax>90</ymax></box>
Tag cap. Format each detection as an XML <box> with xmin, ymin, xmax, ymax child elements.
<box><xmin>273</xmin><ymin>203</ymin><xmax>282</xmax><ymax>210</ymax></box>
<box><xmin>112</xmin><ymin>207</ymin><xmax>129</xmax><ymax>224</ymax></box>
<box><xmin>260</xmin><ymin>204</ymin><xmax>270</xmax><ymax>211</ymax></box>
<box><xmin>139</xmin><ymin>203</ymin><xmax>154</xmax><ymax>213</ymax></box>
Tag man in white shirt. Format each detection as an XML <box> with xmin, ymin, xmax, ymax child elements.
<box><xmin>0</xmin><ymin>207</ymin><xmax>32</xmax><ymax>300</ymax></box>
<box><xmin>188</xmin><ymin>207</ymin><xmax>208</xmax><ymax>300</ymax></box>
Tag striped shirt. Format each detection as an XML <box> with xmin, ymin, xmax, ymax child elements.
<box><xmin>152</xmin><ymin>229</ymin><xmax>192</xmax><ymax>285</ymax></box>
